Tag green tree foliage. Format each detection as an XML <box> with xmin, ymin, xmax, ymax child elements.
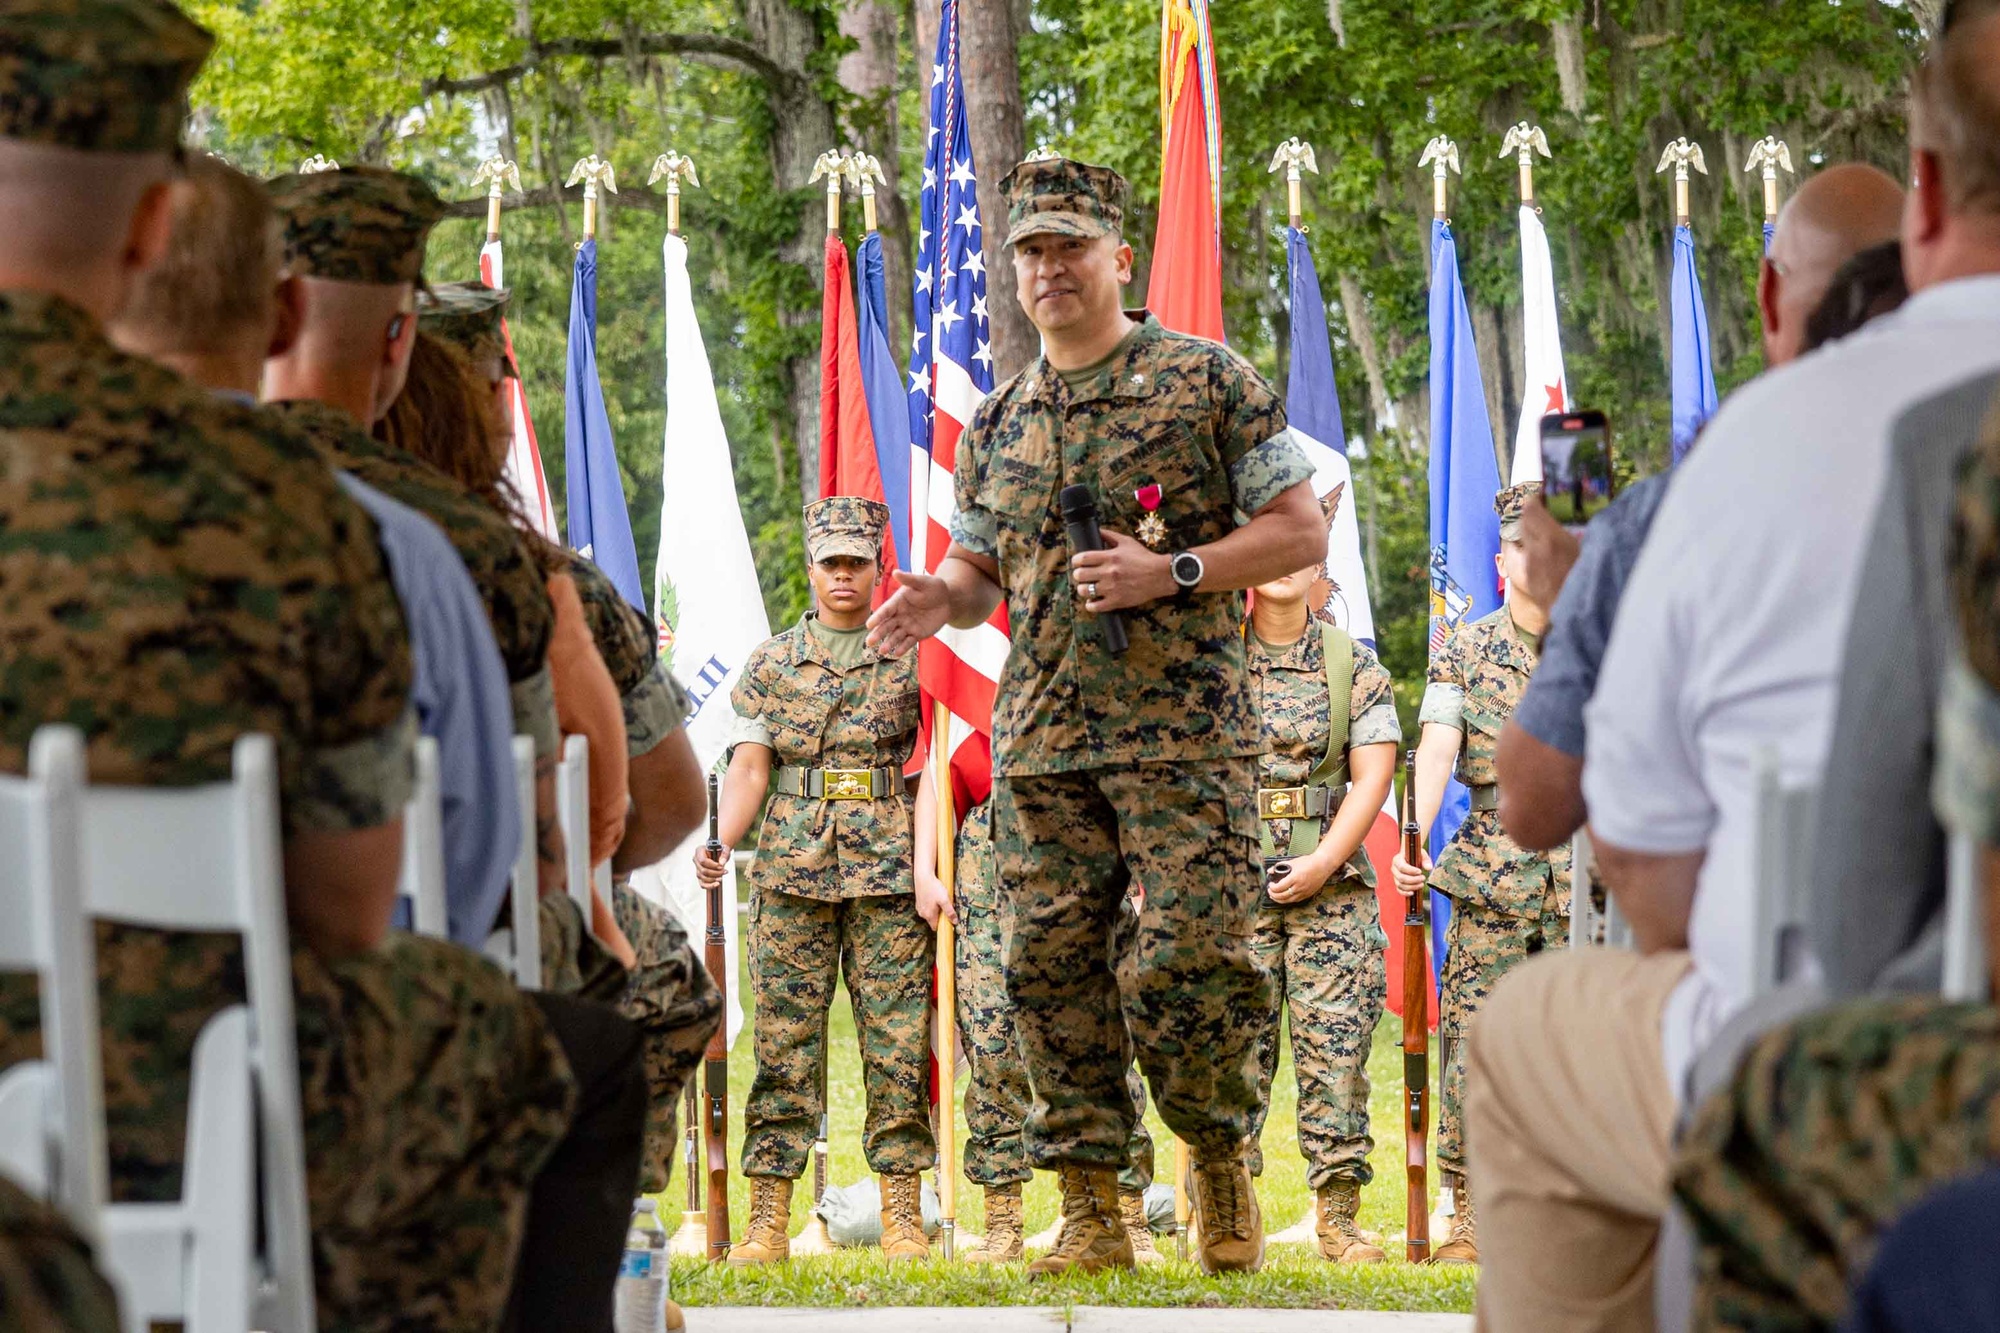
<box><xmin>187</xmin><ymin>0</ymin><xmax>1922</xmax><ymax>692</ymax></box>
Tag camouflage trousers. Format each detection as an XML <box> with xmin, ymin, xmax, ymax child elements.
<box><xmin>1672</xmin><ymin>998</ymin><xmax>2000</xmax><ymax>1332</ymax></box>
<box><xmin>1438</xmin><ymin>898</ymin><xmax>1564</xmax><ymax>1177</ymax></box>
<box><xmin>1245</xmin><ymin>878</ymin><xmax>1387</xmax><ymax>1189</ymax></box>
<box><xmin>0</xmin><ymin>1174</ymin><xmax>120</xmax><ymax>1333</ymax></box>
<box><xmin>612</xmin><ymin>880</ymin><xmax>723</xmax><ymax>1194</ymax></box>
<box><xmin>954</xmin><ymin>876</ymin><xmax>1154</xmax><ymax>1190</ymax></box>
<box><xmin>993</xmin><ymin>759</ymin><xmax>1271</xmax><ymax>1166</ymax></box>
<box><xmin>0</xmin><ymin>927</ymin><xmax>575</xmax><ymax>1333</ymax></box>
<box><xmin>742</xmin><ymin>888</ymin><xmax>936</xmax><ymax>1179</ymax></box>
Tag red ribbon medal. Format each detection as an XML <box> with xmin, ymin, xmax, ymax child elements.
<box><xmin>1134</xmin><ymin>483</ymin><xmax>1168</xmax><ymax>550</ymax></box>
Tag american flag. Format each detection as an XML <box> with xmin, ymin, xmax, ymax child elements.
<box><xmin>908</xmin><ymin>0</ymin><xmax>1006</xmax><ymax>811</ymax></box>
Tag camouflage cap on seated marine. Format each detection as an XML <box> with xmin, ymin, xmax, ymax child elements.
<box><xmin>999</xmin><ymin>155</ymin><xmax>1129</xmax><ymax>248</ymax></box>
<box><xmin>267</xmin><ymin>164</ymin><xmax>448</xmax><ymax>287</ymax></box>
<box><xmin>0</xmin><ymin>0</ymin><xmax>212</xmax><ymax>153</ymax></box>
<box><xmin>1495</xmin><ymin>482</ymin><xmax>1543</xmax><ymax>541</ymax></box>
<box><xmin>420</xmin><ymin>280</ymin><xmax>515</xmax><ymax>376</ymax></box>
<box><xmin>804</xmin><ymin>496</ymin><xmax>890</xmax><ymax>563</ymax></box>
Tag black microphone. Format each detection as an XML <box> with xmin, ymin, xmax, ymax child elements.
<box><xmin>1058</xmin><ymin>483</ymin><xmax>1129</xmax><ymax>656</ymax></box>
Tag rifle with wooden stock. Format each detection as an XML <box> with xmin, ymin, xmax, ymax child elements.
<box><xmin>703</xmin><ymin>772</ymin><xmax>731</xmax><ymax>1259</ymax></box>
<box><xmin>1402</xmin><ymin>748</ymin><xmax>1431</xmax><ymax>1263</ymax></box>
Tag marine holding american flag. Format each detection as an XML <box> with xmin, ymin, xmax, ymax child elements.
<box><xmin>867</xmin><ymin>155</ymin><xmax>1328</xmax><ymax>1278</ymax></box>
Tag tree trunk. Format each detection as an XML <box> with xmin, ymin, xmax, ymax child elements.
<box><xmin>741</xmin><ymin>0</ymin><xmax>840</xmax><ymax>503</ymax></box>
<box><xmin>1335</xmin><ymin>270</ymin><xmax>1392</xmax><ymax>431</ymax></box>
<box><xmin>838</xmin><ymin>0</ymin><xmax>913</xmax><ymax>360</ymax></box>
<box><xmin>961</xmin><ymin>0</ymin><xmax>1036</xmax><ymax>382</ymax></box>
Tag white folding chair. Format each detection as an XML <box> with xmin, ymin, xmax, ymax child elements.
<box><xmin>556</xmin><ymin>733</ymin><xmax>592</xmax><ymax>917</ymax></box>
<box><xmin>1748</xmin><ymin>754</ymin><xmax>1821</xmax><ymax>1000</ymax></box>
<box><xmin>0</xmin><ymin>728</ymin><xmax>106</xmax><ymax>1237</ymax></box>
<box><xmin>395</xmin><ymin>737</ymin><xmax>447</xmax><ymax>939</ymax></box>
<box><xmin>1943</xmin><ymin>832</ymin><xmax>1989</xmax><ymax>1002</ymax></box>
<box><xmin>1567</xmin><ymin>826</ymin><xmax>1633</xmax><ymax>949</ymax></box>
<box><xmin>481</xmin><ymin>737</ymin><xmax>542</xmax><ymax>990</ymax></box>
<box><xmin>74</xmin><ymin>732</ymin><xmax>315</xmax><ymax>1333</ymax></box>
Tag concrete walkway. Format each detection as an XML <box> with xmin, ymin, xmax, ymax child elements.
<box><xmin>688</xmin><ymin>1308</ymin><xmax>1471</xmax><ymax>1331</ymax></box>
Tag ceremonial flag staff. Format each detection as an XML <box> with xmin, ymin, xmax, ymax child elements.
<box><xmin>649</xmin><ymin>148</ymin><xmax>699</xmax><ymax>236</ymax></box>
<box><xmin>813</xmin><ymin>148</ymin><xmax>845</xmax><ymax>236</ymax></box>
<box><xmin>1746</xmin><ymin>135</ymin><xmax>1795</xmax><ymax>254</ymax></box>
<box><xmin>1657</xmin><ymin>137</ymin><xmax>1719</xmax><ymax>462</ymax></box>
<box><xmin>931</xmin><ymin>700</ymin><xmax>959</xmax><ymax>1261</ymax></box>
<box><xmin>474</xmin><ymin>155</ymin><xmax>560</xmax><ymax>541</ymax></box>
<box><xmin>1501</xmin><ymin>123</ymin><xmax>1568</xmax><ymax>485</ymax></box>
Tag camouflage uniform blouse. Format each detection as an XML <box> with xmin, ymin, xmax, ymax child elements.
<box><xmin>1418</xmin><ymin>606</ymin><xmax>1569</xmax><ymax>917</ymax></box>
<box><xmin>950</xmin><ymin>312</ymin><xmax>1315</xmax><ymax>776</ymax></box>
<box><xmin>1248</xmin><ymin>628</ymin><xmax>1401</xmax><ymax>887</ymax></box>
<box><xmin>271</xmin><ymin>398</ymin><xmax>560</xmax><ymax>759</ymax></box>
<box><xmin>729</xmin><ymin>616</ymin><xmax>919</xmax><ymax>901</ymax></box>
<box><xmin>0</xmin><ymin>293</ymin><xmax>413</xmax><ymax>825</ymax></box>
<box><xmin>547</xmin><ymin>542</ymin><xmax>689</xmax><ymax>758</ymax></box>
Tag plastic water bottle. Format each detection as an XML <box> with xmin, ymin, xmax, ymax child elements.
<box><xmin>614</xmin><ymin>1198</ymin><xmax>668</xmax><ymax>1333</ymax></box>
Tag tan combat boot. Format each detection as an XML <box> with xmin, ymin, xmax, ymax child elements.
<box><xmin>1190</xmin><ymin>1155</ymin><xmax>1265</xmax><ymax>1275</ymax></box>
<box><xmin>1431</xmin><ymin>1176</ymin><xmax>1478</xmax><ymax>1264</ymax></box>
<box><xmin>879</xmin><ymin>1173</ymin><xmax>930</xmax><ymax>1261</ymax></box>
<box><xmin>1118</xmin><ymin>1187</ymin><xmax>1164</xmax><ymax>1265</ymax></box>
<box><xmin>963</xmin><ymin>1183</ymin><xmax>1024</xmax><ymax>1263</ymax></box>
<box><xmin>1315</xmin><ymin>1181</ymin><xmax>1386</xmax><ymax>1263</ymax></box>
<box><xmin>1025</xmin><ymin>1164</ymin><xmax>1134</xmax><ymax>1279</ymax></box>
<box><xmin>726</xmin><ymin>1176</ymin><xmax>792</xmax><ymax>1266</ymax></box>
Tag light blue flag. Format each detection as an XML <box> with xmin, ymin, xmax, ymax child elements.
<box><xmin>856</xmin><ymin>232</ymin><xmax>915</xmax><ymax>572</ymax></box>
<box><xmin>1669</xmin><ymin>224</ymin><xmax>1720</xmax><ymax>465</ymax></box>
<box><xmin>565</xmin><ymin>237</ymin><xmax>645</xmax><ymax>611</ymax></box>
<box><xmin>1426</xmin><ymin>217</ymin><xmax>1503</xmax><ymax>972</ymax></box>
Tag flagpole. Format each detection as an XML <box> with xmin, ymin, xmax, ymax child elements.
<box><xmin>1421</xmin><ymin>135</ymin><xmax>1462</xmax><ymax>221</ymax></box>
<box><xmin>812</xmin><ymin>149</ymin><xmax>848</xmax><ymax>235</ymax></box>
<box><xmin>567</xmin><ymin>153</ymin><xmax>618</xmax><ymax>241</ymax></box>
<box><xmin>931</xmin><ymin>700</ymin><xmax>958</xmax><ymax>1260</ymax></box>
<box><xmin>474</xmin><ymin>155</ymin><xmax>523</xmax><ymax>245</ymax></box>
<box><xmin>1267</xmin><ymin>136</ymin><xmax>1318</xmax><ymax>231</ymax></box>
<box><xmin>1655</xmin><ymin>136</ymin><xmax>1707</xmax><ymax>229</ymax></box>
<box><xmin>649</xmin><ymin>149</ymin><xmax>700</xmax><ymax>238</ymax></box>
<box><xmin>1501</xmin><ymin>122</ymin><xmax>1550</xmax><ymax>210</ymax></box>
<box><xmin>1746</xmin><ymin>135</ymin><xmax>1795</xmax><ymax>229</ymax></box>
<box><xmin>846</xmin><ymin>153</ymin><xmax>887</xmax><ymax>234</ymax></box>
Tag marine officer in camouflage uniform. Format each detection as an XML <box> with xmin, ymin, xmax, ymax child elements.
<box><xmin>259</xmin><ymin>167</ymin><xmax>574</xmax><ymax>899</ymax></box>
<box><xmin>913</xmin><ymin>783</ymin><xmax>1163</xmax><ymax>1264</ymax></box>
<box><xmin>0</xmin><ymin>1173</ymin><xmax>120</xmax><ymax>1333</ymax></box>
<box><xmin>1392</xmin><ymin>482</ymin><xmax>1570</xmax><ymax>1265</ymax></box>
<box><xmin>1242</xmin><ymin>539</ymin><xmax>1401</xmax><ymax>1265</ymax></box>
<box><xmin>0</xmin><ymin>7</ymin><xmax>638</xmax><ymax>1328</ymax></box>
<box><xmin>418</xmin><ymin>284</ymin><xmax>722</xmax><ymax>1194</ymax></box>
<box><xmin>695</xmin><ymin>497</ymin><xmax>935</xmax><ymax>1263</ymax></box>
<box><xmin>868</xmin><ymin>156</ymin><xmax>1326</xmax><ymax>1277</ymax></box>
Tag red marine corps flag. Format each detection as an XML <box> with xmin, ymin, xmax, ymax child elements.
<box><xmin>1147</xmin><ymin>0</ymin><xmax>1224</xmax><ymax>342</ymax></box>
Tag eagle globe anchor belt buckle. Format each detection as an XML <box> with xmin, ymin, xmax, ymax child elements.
<box><xmin>776</xmin><ymin>765</ymin><xmax>899</xmax><ymax>801</ymax></box>
<box><xmin>1256</xmin><ymin>785</ymin><xmax>1343</xmax><ymax>820</ymax></box>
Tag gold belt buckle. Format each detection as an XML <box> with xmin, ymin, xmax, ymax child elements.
<box><xmin>1258</xmin><ymin>787</ymin><xmax>1305</xmax><ymax>819</ymax></box>
<box><xmin>820</xmin><ymin>768</ymin><xmax>874</xmax><ymax>800</ymax></box>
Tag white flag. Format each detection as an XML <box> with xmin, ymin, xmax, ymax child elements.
<box><xmin>1288</xmin><ymin>438</ymin><xmax>1376</xmax><ymax>646</ymax></box>
<box><xmin>480</xmin><ymin>239</ymin><xmax>560</xmax><ymax>541</ymax></box>
<box><xmin>627</xmin><ymin>232</ymin><xmax>770</xmax><ymax>1048</ymax></box>
<box><xmin>1510</xmin><ymin>204</ymin><xmax>1570</xmax><ymax>485</ymax></box>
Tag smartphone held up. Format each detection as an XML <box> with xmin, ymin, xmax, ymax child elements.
<box><xmin>1538</xmin><ymin>410</ymin><xmax>1615</xmax><ymax>527</ymax></box>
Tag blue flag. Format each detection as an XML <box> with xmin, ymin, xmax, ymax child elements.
<box><xmin>564</xmin><ymin>237</ymin><xmax>645</xmax><ymax>612</ymax></box>
<box><xmin>1669</xmin><ymin>224</ymin><xmax>1720</xmax><ymax>465</ymax></box>
<box><xmin>1426</xmin><ymin>218</ymin><xmax>1502</xmax><ymax>972</ymax></box>
<box><xmin>1763</xmin><ymin>220</ymin><xmax>1775</xmax><ymax>255</ymax></box>
<box><xmin>856</xmin><ymin>232</ymin><xmax>915</xmax><ymax>572</ymax></box>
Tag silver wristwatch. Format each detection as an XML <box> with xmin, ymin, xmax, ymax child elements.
<box><xmin>1170</xmin><ymin>550</ymin><xmax>1205</xmax><ymax>594</ymax></box>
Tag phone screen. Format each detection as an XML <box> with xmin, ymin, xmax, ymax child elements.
<box><xmin>1538</xmin><ymin>411</ymin><xmax>1615</xmax><ymax>526</ymax></box>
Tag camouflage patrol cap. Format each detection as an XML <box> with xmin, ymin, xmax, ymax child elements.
<box><xmin>1495</xmin><ymin>482</ymin><xmax>1543</xmax><ymax>541</ymax></box>
<box><xmin>0</xmin><ymin>0</ymin><xmax>213</xmax><ymax>153</ymax></box>
<box><xmin>267</xmin><ymin>165</ymin><xmax>447</xmax><ymax>286</ymax></box>
<box><xmin>419</xmin><ymin>280</ymin><xmax>514</xmax><ymax>376</ymax></box>
<box><xmin>804</xmin><ymin>496</ymin><xmax>890</xmax><ymax>563</ymax></box>
<box><xmin>1000</xmin><ymin>156</ymin><xmax>1129</xmax><ymax>248</ymax></box>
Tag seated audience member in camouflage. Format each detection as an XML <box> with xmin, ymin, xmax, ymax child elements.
<box><xmin>258</xmin><ymin>165</ymin><xmax>574</xmax><ymax>898</ymax></box>
<box><xmin>1667</xmin><ymin>364</ymin><xmax>2000</xmax><ymax>1332</ymax></box>
<box><xmin>867</xmin><ymin>155</ymin><xmax>1326</xmax><ymax>1279</ymax></box>
<box><xmin>0</xmin><ymin>1173</ymin><xmax>120</xmax><ymax>1333</ymax></box>
<box><xmin>385</xmin><ymin>317</ymin><xmax>721</xmax><ymax>1194</ymax></box>
<box><xmin>695</xmin><ymin>498</ymin><xmax>935</xmax><ymax>1264</ymax></box>
<box><xmin>1390</xmin><ymin>483</ymin><xmax>1570</xmax><ymax>1265</ymax></box>
<box><xmin>913</xmin><ymin>784</ymin><xmax>1162</xmax><ymax>1264</ymax></box>
<box><xmin>1241</xmin><ymin>519</ymin><xmax>1401</xmax><ymax>1265</ymax></box>
<box><xmin>0</xmin><ymin>7</ymin><xmax>640</xmax><ymax>1330</ymax></box>
<box><xmin>107</xmin><ymin>154</ymin><xmax>522</xmax><ymax>954</ymax></box>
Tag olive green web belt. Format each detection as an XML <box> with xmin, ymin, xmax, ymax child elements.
<box><xmin>1257</xmin><ymin>782</ymin><xmax>1348</xmax><ymax>860</ymax></box>
<box><xmin>773</xmin><ymin>764</ymin><xmax>899</xmax><ymax>800</ymax></box>
<box><xmin>1465</xmin><ymin>783</ymin><xmax>1500</xmax><ymax>813</ymax></box>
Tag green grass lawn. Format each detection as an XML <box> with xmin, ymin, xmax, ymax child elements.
<box><xmin>659</xmin><ymin>903</ymin><xmax>1476</xmax><ymax>1313</ymax></box>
